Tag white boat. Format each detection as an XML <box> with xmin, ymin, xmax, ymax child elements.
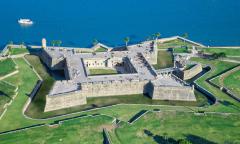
<box><xmin>18</xmin><ymin>19</ymin><xmax>33</xmax><ymax>25</ymax></box>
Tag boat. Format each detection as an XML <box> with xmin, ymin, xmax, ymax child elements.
<box><xmin>18</xmin><ymin>19</ymin><xmax>33</xmax><ymax>25</ymax></box>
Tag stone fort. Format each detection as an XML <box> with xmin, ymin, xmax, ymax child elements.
<box><xmin>40</xmin><ymin>40</ymin><xmax>196</xmax><ymax>112</ymax></box>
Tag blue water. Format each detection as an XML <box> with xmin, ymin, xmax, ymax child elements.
<box><xmin>0</xmin><ymin>0</ymin><xmax>240</xmax><ymax>49</ymax></box>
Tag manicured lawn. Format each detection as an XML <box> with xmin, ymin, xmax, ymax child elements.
<box><xmin>24</xmin><ymin>55</ymin><xmax>55</xmax><ymax>117</ymax></box>
<box><xmin>0</xmin><ymin>58</ymin><xmax>16</xmax><ymax>77</ymax></box>
<box><xmin>223</xmin><ymin>69</ymin><xmax>240</xmax><ymax>97</ymax></box>
<box><xmin>190</xmin><ymin>57</ymin><xmax>240</xmax><ymax>112</ymax></box>
<box><xmin>110</xmin><ymin>111</ymin><xmax>240</xmax><ymax>144</ymax></box>
<box><xmin>10</xmin><ymin>48</ymin><xmax>29</xmax><ymax>55</ymax></box>
<box><xmin>0</xmin><ymin>58</ymin><xmax>40</xmax><ymax>132</ymax></box>
<box><xmin>173</xmin><ymin>47</ymin><xmax>190</xmax><ymax>53</ymax></box>
<box><xmin>0</xmin><ymin>115</ymin><xmax>113</xmax><ymax>144</ymax></box>
<box><xmin>95</xmin><ymin>46</ymin><xmax>108</xmax><ymax>52</ymax></box>
<box><xmin>153</xmin><ymin>51</ymin><xmax>173</xmax><ymax>69</ymax></box>
<box><xmin>89</xmin><ymin>68</ymin><xmax>118</xmax><ymax>75</ymax></box>
<box><xmin>158</xmin><ymin>39</ymin><xmax>196</xmax><ymax>49</ymax></box>
<box><xmin>0</xmin><ymin>81</ymin><xmax>17</xmax><ymax>113</ymax></box>
<box><xmin>200</xmin><ymin>48</ymin><xmax>240</xmax><ymax>56</ymax></box>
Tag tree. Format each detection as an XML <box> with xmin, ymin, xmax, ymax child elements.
<box><xmin>55</xmin><ymin>40</ymin><xmax>62</xmax><ymax>47</ymax></box>
<box><xmin>51</xmin><ymin>40</ymin><xmax>56</xmax><ymax>48</ymax></box>
<box><xmin>155</xmin><ymin>32</ymin><xmax>161</xmax><ymax>41</ymax></box>
<box><xmin>182</xmin><ymin>33</ymin><xmax>189</xmax><ymax>39</ymax></box>
<box><xmin>218</xmin><ymin>52</ymin><xmax>226</xmax><ymax>58</ymax></box>
<box><xmin>124</xmin><ymin>37</ymin><xmax>130</xmax><ymax>47</ymax></box>
<box><xmin>182</xmin><ymin>33</ymin><xmax>189</xmax><ymax>47</ymax></box>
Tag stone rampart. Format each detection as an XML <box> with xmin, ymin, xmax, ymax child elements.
<box><xmin>183</xmin><ymin>64</ymin><xmax>202</xmax><ymax>80</ymax></box>
<box><xmin>176</xmin><ymin>64</ymin><xmax>202</xmax><ymax>80</ymax></box>
<box><xmin>44</xmin><ymin>91</ymin><xmax>87</xmax><ymax>112</ymax></box>
<box><xmin>81</xmin><ymin>80</ymin><xmax>149</xmax><ymax>97</ymax></box>
<box><xmin>150</xmin><ymin>85</ymin><xmax>196</xmax><ymax>101</ymax></box>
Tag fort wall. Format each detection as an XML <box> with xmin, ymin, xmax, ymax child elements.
<box><xmin>183</xmin><ymin>64</ymin><xmax>202</xmax><ymax>80</ymax></box>
<box><xmin>81</xmin><ymin>80</ymin><xmax>148</xmax><ymax>97</ymax></box>
<box><xmin>44</xmin><ymin>91</ymin><xmax>87</xmax><ymax>112</ymax></box>
<box><xmin>150</xmin><ymin>85</ymin><xmax>196</xmax><ymax>101</ymax></box>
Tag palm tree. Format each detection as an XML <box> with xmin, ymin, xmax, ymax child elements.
<box><xmin>51</xmin><ymin>40</ymin><xmax>56</xmax><ymax>48</ymax></box>
<box><xmin>182</xmin><ymin>33</ymin><xmax>189</xmax><ymax>47</ymax></box>
<box><xmin>155</xmin><ymin>32</ymin><xmax>161</xmax><ymax>41</ymax></box>
<box><xmin>124</xmin><ymin>37</ymin><xmax>130</xmax><ymax>47</ymax></box>
<box><xmin>56</xmin><ymin>40</ymin><xmax>62</xmax><ymax>47</ymax></box>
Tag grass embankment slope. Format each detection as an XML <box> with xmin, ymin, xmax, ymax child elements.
<box><xmin>0</xmin><ymin>58</ymin><xmax>40</xmax><ymax>132</ymax></box>
<box><xmin>200</xmin><ymin>48</ymin><xmax>240</xmax><ymax>56</ymax></box>
<box><xmin>191</xmin><ymin>57</ymin><xmax>240</xmax><ymax>112</ymax></box>
<box><xmin>0</xmin><ymin>58</ymin><xmax>17</xmax><ymax>113</ymax></box>
<box><xmin>9</xmin><ymin>48</ymin><xmax>29</xmax><ymax>55</ymax></box>
<box><xmin>24</xmin><ymin>55</ymin><xmax>55</xmax><ymax>117</ymax></box>
<box><xmin>0</xmin><ymin>58</ymin><xmax>16</xmax><ymax>77</ymax></box>
<box><xmin>223</xmin><ymin>70</ymin><xmax>240</xmax><ymax>97</ymax></box>
<box><xmin>110</xmin><ymin>111</ymin><xmax>240</xmax><ymax>144</ymax></box>
<box><xmin>0</xmin><ymin>115</ymin><xmax>113</xmax><ymax>144</ymax></box>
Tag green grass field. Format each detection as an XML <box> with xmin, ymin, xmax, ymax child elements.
<box><xmin>153</xmin><ymin>51</ymin><xmax>173</xmax><ymax>69</ymax></box>
<box><xmin>89</xmin><ymin>68</ymin><xmax>118</xmax><ymax>75</ymax></box>
<box><xmin>0</xmin><ymin>115</ymin><xmax>113</xmax><ymax>144</ymax></box>
<box><xmin>223</xmin><ymin>69</ymin><xmax>240</xmax><ymax>97</ymax></box>
<box><xmin>173</xmin><ymin>47</ymin><xmax>190</xmax><ymax>53</ymax></box>
<box><xmin>0</xmin><ymin>58</ymin><xmax>16</xmax><ymax>77</ymax></box>
<box><xmin>10</xmin><ymin>48</ymin><xmax>29</xmax><ymax>55</ymax></box>
<box><xmin>95</xmin><ymin>46</ymin><xmax>108</xmax><ymax>52</ymax></box>
<box><xmin>200</xmin><ymin>48</ymin><xmax>240</xmax><ymax>56</ymax></box>
<box><xmin>110</xmin><ymin>111</ymin><xmax>240</xmax><ymax>144</ymax></box>
<box><xmin>158</xmin><ymin>39</ymin><xmax>196</xmax><ymax>49</ymax></box>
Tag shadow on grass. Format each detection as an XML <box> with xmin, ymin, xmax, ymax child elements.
<box><xmin>144</xmin><ymin>130</ymin><xmax>217</xmax><ymax>144</ymax></box>
<box><xmin>218</xmin><ymin>100</ymin><xmax>240</xmax><ymax>112</ymax></box>
<box><xmin>186</xmin><ymin>134</ymin><xmax>217</xmax><ymax>144</ymax></box>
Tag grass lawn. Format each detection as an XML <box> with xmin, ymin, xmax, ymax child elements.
<box><xmin>173</xmin><ymin>47</ymin><xmax>190</xmax><ymax>53</ymax></box>
<box><xmin>10</xmin><ymin>48</ymin><xmax>29</xmax><ymax>55</ymax></box>
<box><xmin>223</xmin><ymin>69</ymin><xmax>240</xmax><ymax>97</ymax></box>
<box><xmin>0</xmin><ymin>115</ymin><xmax>113</xmax><ymax>144</ymax></box>
<box><xmin>200</xmin><ymin>48</ymin><xmax>240</xmax><ymax>56</ymax></box>
<box><xmin>0</xmin><ymin>58</ymin><xmax>16</xmax><ymax>77</ymax></box>
<box><xmin>0</xmin><ymin>58</ymin><xmax>40</xmax><ymax>132</ymax></box>
<box><xmin>158</xmin><ymin>39</ymin><xmax>196</xmax><ymax>49</ymax></box>
<box><xmin>95</xmin><ymin>46</ymin><xmax>108</xmax><ymax>52</ymax></box>
<box><xmin>24</xmin><ymin>55</ymin><xmax>55</xmax><ymax>117</ymax></box>
<box><xmin>153</xmin><ymin>51</ymin><xmax>173</xmax><ymax>69</ymax></box>
<box><xmin>110</xmin><ymin>111</ymin><xmax>240</xmax><ymax>144</ymax></box>
<box><xmin>190</xmin><ymin>57</ymin><xmax>240</xmax><ymax>112</ymax></box>
<box><xmin>89</xmin><ymin>68</ymin><xmax>118</xmax><ymax>76</ymax></box>
<box><xmin>0</xmin><ymin>81</ymin><xmax>17</xmax><ymax>113</ymax></box>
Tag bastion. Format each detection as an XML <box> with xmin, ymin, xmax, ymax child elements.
<box><xmin>40</xmin><ymin>40</ymin><xmax>196</xmax><ymax>112</ymax></box>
